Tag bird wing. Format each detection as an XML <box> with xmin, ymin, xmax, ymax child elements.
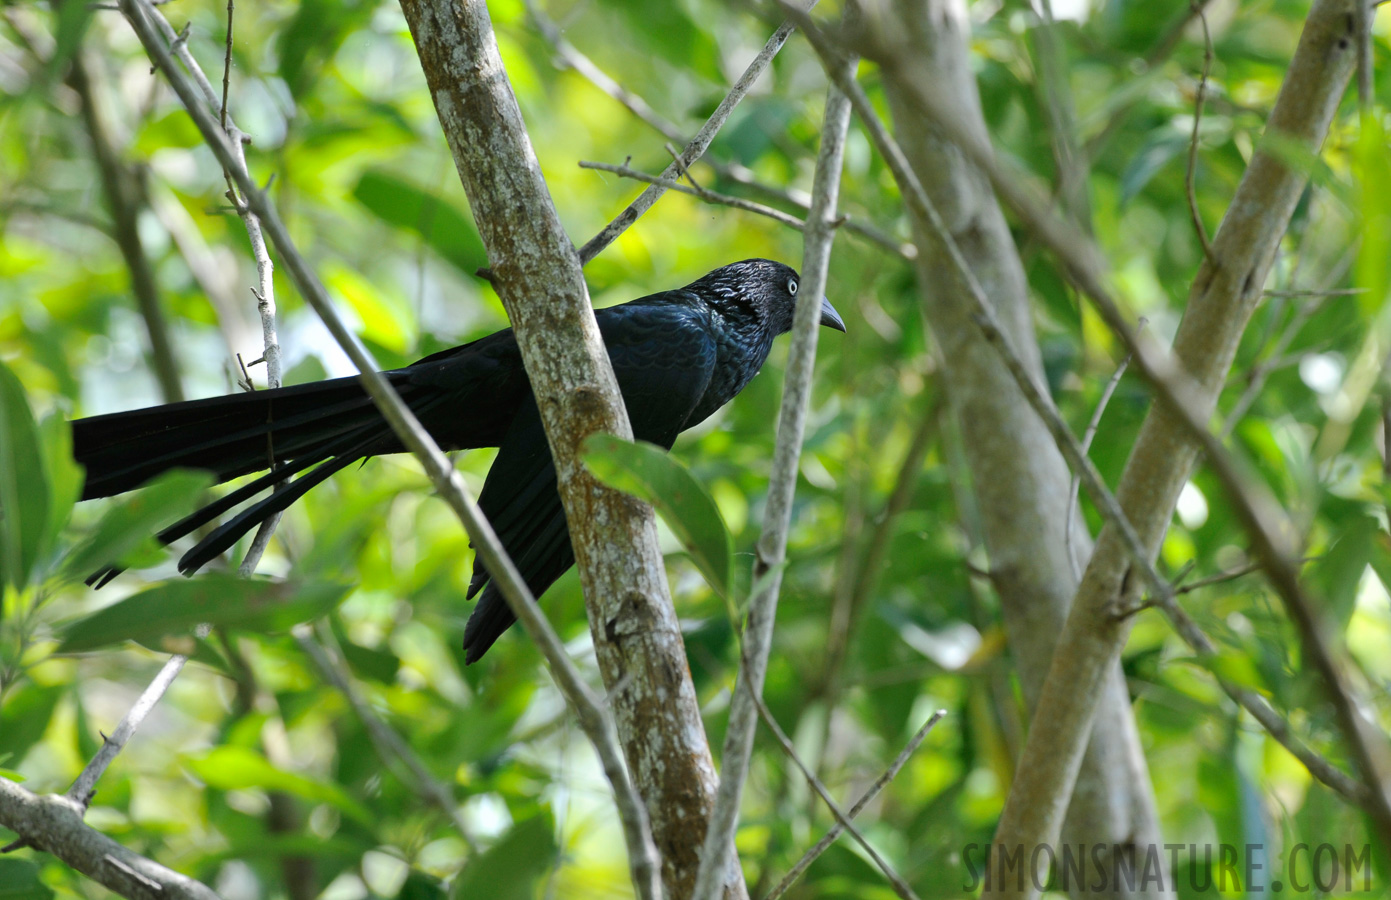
<box><xmin>461</xmin><ymin>301</ymin><xmax>718</xmax><ymax>662</ymax></box>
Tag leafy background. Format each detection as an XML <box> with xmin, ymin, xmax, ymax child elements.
<box><xmin>1</xmin><ymin>0</ymin><xmax>1389</xmax><ymax>896</ymax></box>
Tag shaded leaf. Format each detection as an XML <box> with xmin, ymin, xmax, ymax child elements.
<box><xmin>0</xmin><ymin>859</ymin><xmax>54</xmax><ymax>900</ymax></box>
<box><xmin>58</xmin><ymin>574</ymin><xmax>350</xmax><ymax>653</ymax></box>
<box><xmin>0</xmin><ymin>362</ymin><xmax>50</xmax><ymax>590</ymax></box>
<box><xmin>581</xmin><ymin>433</ymin><xmax>733</xmax><ymax>600</ymax></box>
<box><xmin>37</xmin><ymin>414</ymin><xmax>82</xmax><ymax>570</ymax></box>
<box><xmin>451</xmin><ymin>810</ymin><xmax>557</xmax><ymax>900</ymax></box>
<box><xmin>44</xmin><ymin>1</ymin><xmax>92</xmax><ymax>84</ymax></box>
<box><xmin>352</xmin><ymin>170</ymin><xmax>488</xmax><ymax>277</ymax></box>
<box><xmin>184</xmin><ymin>746</ymin><xmax>372</xmax><ymax>824</ymax></box>
<box><xmin>0</xmin><ymin>686</ymin><xmax>64</xmax><ymax>767</ymax></box>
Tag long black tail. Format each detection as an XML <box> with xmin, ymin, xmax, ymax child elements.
<box><xmin>73</xmin><ymin>372</ymin><xmax>444</xmax><ymax>578</ymax></box>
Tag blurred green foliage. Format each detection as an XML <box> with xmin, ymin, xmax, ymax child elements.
<box><xmin>0</xmin><ymin>0</ymin><xmax>1389</xmax><ymax>897</ymax></box>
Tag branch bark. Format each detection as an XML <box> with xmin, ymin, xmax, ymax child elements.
<box><xmin>393</xmin><ymin>2</ymin><xmax>719</xmax><ymax>897</ymax></box>
<box><xmin>0</xmin><ymin>778</ymin><xmax>222</xmax><ymax>900</ymax></box>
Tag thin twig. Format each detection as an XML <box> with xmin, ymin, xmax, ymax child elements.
<box><xmin>67</xmin><ymin>655</ymin><xmax>187</xmax><ymax>811</ymax></box>
<box><xmin>1174</xmin><ymin>556</ymin><xmax>1316</xmax><ymax>595</ymax></box>
<box><xmin>1065</xmin><ymin>329</ymin><xmax>1139</xmax><ymax>578</ymax></box>
<box><xmin>121</xmin><ymin>3</ymin><xmax>660</xmax><ymax>895</ymax></box>
<box><xmin>219</xmin><ymin>0</ymin><xmax>232</xmax><ymax>129</ymax></box>
<box><xmin>580</xmin><ymin>160</ymin><xmax>912</xmax><ymax>259</ymax></box>
<box><xmin>524</xmin><ymin>0</ymin><xmax>912</xmax><ymax>260</ymax></box>
<box><xmin>581</xmin><ymin>160</ymin><xmax>804</xmax><ymax>230</ymax></box>
<box><xmin>1185</xmin><ymin>0</ymin><xmax>1216</xmax><ymax>262</ymax></box>
<box><xmin>160</xmin><ymin>0</ymin><xmax>282</xmax><ymax>576</ymax></box>
<box><xmin>747</xmin><ymin>681</ymin><xmax>923</xmax><ymax>900</ymax></box>
<box><xmin>762</xmin><ymin>710</ymin><xmax>947</xmax><ymax>900</ymax></box>
<box><xmin>1083</xmin><ymin>0</ymin><xmax>1215</xmax><ymax>162</ymax></box>
<box><xmin>690</xmin><ymin>48</ymin><xmax>854</xmax><ymax>900</ymax></box>
<box><xmin>1263</xmin><ymin>287</ymin><xmax>1365</xmax><ymax>297</ymax></box>
<box><xmin>576</xmin><ymin>7</ymin><xmax>809</xmax><ymax>265</ymax></box>
<box><xmin>293</xmin><ymin>624</ymin><xmax>476</xmax><ymax>851</ymax></box>
<box><xmin>1221</xmin><ymin>244</ymin><xmax>1357</xmax><ymax>438</ymax></box>
<box><xmin>68</xmin><ymin>50</ymin><xmax>184</xmax><ymax>404</ymax></box>
<box><xmin>0</xmin><ymin>653</ymin><xmax>186</xmax><ymax>855</ymax></box>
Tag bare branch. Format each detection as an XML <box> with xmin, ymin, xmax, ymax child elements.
<box><xmin>293</xmin><ymin>624</ymin><xmax>476</xmax><ymax>851</ymax></box>
<box><xmin>1065</xmin><ymin>338</ymin><xmax>1136</xmax><ymax>578</ymax></box>
<box><xmin>1185</xmin><ymin>0</ymin><xmax>1216</xmax><ymax>262</ymax></box>
<box><xmin>690</xmin><ymin>50</ymin><xmax>855</xmax><ymax>900</ymax></box>
<box><xmin>526</xmin><ymin>0</ymin><xmax>912</xmax><ymax>262</ymax></box>
<box><xmin>577</xmin><ymin>9</ymin><xmax>807</xmax><ymax>264</ymax></box>
<box><xmin>763</xmin><ymin>710</ymin><xmax>948</xmax><ymax>900</ymax></box>
<box><xmin>581</xmin><ymin>160</ymin><xmax>806</xmax><ymax>229</ymax></box>
<box><xmin>748</xmin><ymin>683</ymin><xmax>924</xmax><ymax>900</ymax></box>
<box><xmin>119</xmin><ymin>4</ymin><xmax>662</xmax><ymax>897</ymax></box>
<box><xmin>68</xmin><ymin>49</ymin><xmax>183</xmax><ymax>403</ymax></box>
<box><xmin>581</xmin><ymin>160</ymin><xmax>913</xmax><ymax>259</ymax></box>
<box><xmin>67</xmin><ymin>655</ymin><xmax>187</xmax><ymax>812</ymax></box>
<box><xmin>0</xmin><ymin>777</ymin><xmax>223</xmax><ymax>900</ymax></box>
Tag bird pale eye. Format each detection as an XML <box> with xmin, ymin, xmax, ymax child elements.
<box><xmin>788</xmin><ymin>279</ymin><xmax>798</xmax><ymax>295</ymax></box>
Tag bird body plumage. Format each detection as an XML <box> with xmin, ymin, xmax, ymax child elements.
<box><xmin>71</xmin><ymin>259</ymin><xmax>845</xmax><ymax>661</ymax></box>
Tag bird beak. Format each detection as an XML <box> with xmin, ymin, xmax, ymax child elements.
<box><xmin>819</xmin><ymin>297</ymin><xmax>846</xmax><ymax>333</ymax></box>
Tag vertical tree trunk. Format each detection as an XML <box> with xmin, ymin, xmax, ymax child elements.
<box><xmin>862</xmin><ymin>1</ymin><xmax>1169</xmax><ymax>894</ymax></box>
<box><xmin>984</xmin><ymin>0</ymin><xmax>1361</xmax><ymax>890</ymax></box>
<box><xmin>395</xmin><ymin>2</ymin><xmax>736</xmax><ymax>897</ymax></box>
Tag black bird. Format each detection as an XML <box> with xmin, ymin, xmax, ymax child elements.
<box><xmin>72</xmin><ymin>259</ymin><xmax>845</xmax><ymax>662</ymax></box>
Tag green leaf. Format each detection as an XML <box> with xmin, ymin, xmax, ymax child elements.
<box><xmin>60</xmin><ymin>469</ymin><xmax>213</xmax><ymax>582</ymax></box>
<box><xmin>1202</xmin><ymin>651</ymin><xmax>1269</xmax><ymax>694</ymax></box>
<box><xmin>58</xmin><ymin>574</ymin><xmax>351</xmax><ymax>653</ymax></box>
<box><xmin>352</xmin><ymin>170</ymin><xmax>488</xmax><ymax>277</ymax></box>
<box><xmin>451</xmin><ymin>811</ymin><xmax>557</xmax><ymax>900</ymax></box>
<box><xmin>183</xmin><ymin>746</ymin><xmax>372</xmax><ymax>824</ymax></box>
<box><xmin>0</xmin><ymin>362</ymin><xmax>50</xmax><ymax>591</ymax></box>
<box><xmin>398</xmin><ymin>871</ymin><xmax>448</xmax><ymax>900</ymax></box>
<box><xmin>1308</xmin><ymin>513</ymin><xmax>1377</xmax><ymax>629</ymax></box>
<box><xmin>37</xmin><ymin>414</ymin><xmax>82</xmax><ymax>570</ymax></box>
<box><xmin>1356</xmin><ymin>113</ymin><xmax>1391</xmax><ymax>317</ymax></box>
<box><xmin>0</xmin><ymin>859</ymin><xmax>54</xmax><ymax>900</ymax></box>
<box><xmin>44</xmin><ymin>1</ymin><xmax>92</xmax><ymax>85</ymax></box>
<box><xmin>581</xmin><ymin>433</ymin><xmax>733</xmax><ymax>600</ymax></box>
<box><xmin>0</xmin><ymin>685</ymin><xmax>64</xmax><ymax>767</ymax></box>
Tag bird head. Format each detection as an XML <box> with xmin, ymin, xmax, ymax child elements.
<box><xmin>686</xmin><ymin>259</ymin><xmax>846</xmax><ymax>337</ymax></box>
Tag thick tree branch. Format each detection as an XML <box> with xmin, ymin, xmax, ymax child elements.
<box><xmin>0</xmin><ymin>778</ymin><xmax>222</xmax><ymax>900</ymax></box>
<box><xmin>117</xmin><ymin>4</ymin><xmax>662</xmax><ymax>899</ymax></box>
<box><xmin>392</xmin><ymin>1</ymin><xmax>722</xmax><ymax>897</ymax></box>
